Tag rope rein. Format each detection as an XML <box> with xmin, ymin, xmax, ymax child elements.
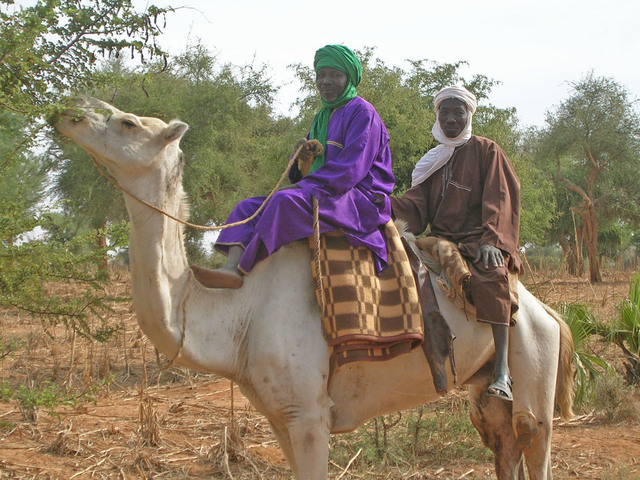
<box><xmin>312</xmin><ymin>197</ymin><xmax>327</xmax><ymax>318</ymax></box>
<box><xmin>99</xmin><ymin>142</ymin><xmax>313</xmax><ymax>368</ymax></box>
<box><xmin>91</xmin><ymin>143</ymin><xmax>306</xmax><ymax>232</ymax></box>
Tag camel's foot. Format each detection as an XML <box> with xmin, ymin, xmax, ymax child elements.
<box><xmin>190</xmin><ymin>265</ymin><xmax>243</xmax><ymax>289</ymax></box>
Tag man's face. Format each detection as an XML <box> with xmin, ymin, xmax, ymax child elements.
<box><xmin>316</xmin><ymin>67</ymin><xmax>348</xmax><ymax>102</ymax></box>
<box><xmin>438</xmin><ymin>98</ymin><xmax>469</xmax><ymax>138</ymax></box>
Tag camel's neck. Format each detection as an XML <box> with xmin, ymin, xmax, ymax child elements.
<box><xmin>122</xmin><ymin>173</ymin><xmax>190</xmax><ymax>359</ymax></box>
<box><xmin>119</xmin><ymin>170</ymin><xmax>250</xmax><ymax>379</ymax></box>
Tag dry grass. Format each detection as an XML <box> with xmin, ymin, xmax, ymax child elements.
<box><xmin>0</xmin><ymin>268</ymin><xmax>639</xmax><ymax>479</ymax></box>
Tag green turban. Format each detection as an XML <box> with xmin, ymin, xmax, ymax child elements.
<box><xmin>313</xmin><ymin>44</ymin><xmax>362</xmax><ymax>92</ymax></box>
<box><xmin>308</xmin><ymin>45</ymin><xmax>362</xmax><ymax>173</ymax></box>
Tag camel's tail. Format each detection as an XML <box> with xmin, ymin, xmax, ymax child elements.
<box><xmin>540</xmin><ymin>301</ymin><xmax>575</xmax><ymax>421</ymax></box>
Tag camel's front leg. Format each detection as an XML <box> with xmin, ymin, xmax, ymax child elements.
<box><xmin>244</xmin><ymin>338</ymin><xmax>333</xmax><ymax>479</ymax></box>
<box><xmin>268</xmin><ymin>398</ymin><xmax>333</xmax><ymax>480</ymax></box>
<box><xmin>255</xmin><ymin>384</ymin><xmax>333</xmax><ymax>480</ymax></box>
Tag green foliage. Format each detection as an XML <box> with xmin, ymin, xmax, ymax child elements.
<box><xmin>598</xmin><ymin>221</ymin><xmax>632</xmax><ymax>260</ymax></box>
<box><xmin>535</xmin><ymin>73</ymin><xmax>640</xmax><ymax>274</ymax></box>
<box><xmin>556</xmin><ymin>273</ymin><xmax>640</xmax><ymax>409</ymax></box>
<box><xmin>0</xmin><ymin>0</ymin><xmax>171</xmax><ymax>122</ymax></box>
<box><xmin>0</xmin><ymin>335</ymin><xmax>24</xmax><ymax>361</ymax></box>
<box><xmin>0</xmin><ymin>378</ymin><xmax>105</xmax><ymax>422</ymax></box>
<box><xmin>0</xmin><ymin>202</ymin><xmax>128</xmax><ymax>340</ymax></box>
<box><xmin>50</xmin><ymin>140</ymin><xmax>129</xmax><ymax>232</ymax></box>
<box><xmin>515</xmin><ymin>156</ymin><xmax>557</xmax><ymax>246</ymax></box>
<box><xmin>613</xmin><ymin>273</ymin><xmax>640</xmax><ymax>352</ymax></box>
<box><xmin>330</xmin><ymin>399</ymin><xmax>491</xmax><ymax>472</ymax></box>
<box><xmin>556</xmin><ymin>301</ymin><xmax>613</xmax><ymax>406</ymax></box>
<box><xmin>1</xmin><ymin>0</ymin><xmax>172</xmax><ymax>333</ymax></box>
<box><xmin>0</xmin><ymin>380</ymin><xmax>71</xmax><ymax>421</ymax></box>
<box><xmin>608</xmin><ymin>273</ymin><xmax>640</xmax><ymax>383</ymax></box>
<box><xmin>587</xmin><ymin>370</ymin><xmax>640</xmax><ymax>424</ymax></box>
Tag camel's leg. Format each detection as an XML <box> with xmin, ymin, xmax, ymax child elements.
<box><xmin>468</xmin><ymin>384</ymin><xmax>526</xmax><ymax>480</ymax></box>
<box><xmin>514</xmin><ymin>411</ymin><xmax>553</xmax><ymax>480</ymax></box>
<box><xmin>265</xmin><ymin>401</ymin><xmax>332</xmax><ymax>480</ymax></box>
<box><xmin>246</xmin><ymin>363</ymin><xmax>333</xmax><ymax>480</ymax></box>
<box><xmin>509</xmin><ymin>300</ymin><xmax>560</xmax><ymax>480</ymax></box>
<box><xmin>267</xmin><ymin>419</ymin><xmax>299</xmax><ymax>477</ymax></box>
<box><xmin>288</xmin><ymin>409</ymin><xmax>332</xmax><ymax>480</ymax></box>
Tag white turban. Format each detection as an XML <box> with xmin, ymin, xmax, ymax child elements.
<box><xmin>411</xmin><ymin>85</ymin><xmax>478</xmax><ymax>187</ymax></box>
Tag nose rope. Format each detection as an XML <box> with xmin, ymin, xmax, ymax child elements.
<box><xmin>91</xmin><ymin>143</ymin><xmax>306</xmax><ymax>231</ymax></box>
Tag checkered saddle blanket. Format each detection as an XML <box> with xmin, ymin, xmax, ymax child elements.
<box><xmin>309</xmin><ymin>220</ymin><xmax>424</xmax><ymax>367</ymax></box>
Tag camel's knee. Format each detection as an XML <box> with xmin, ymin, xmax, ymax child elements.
<box><xmin>513</xmin><ymin>410</ymin><xmax>541</xmax><ymax>450</ymax></box>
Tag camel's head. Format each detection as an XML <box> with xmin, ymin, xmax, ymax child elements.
<box><xmin>54</xmin><ymin>97</ymin><xmax>189</xmax><ymax>176</ymax></box>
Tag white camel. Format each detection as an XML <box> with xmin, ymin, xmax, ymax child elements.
<box><xmin>55</xmin><ymin>97</ymin><xmax>574</xmax><ymax>480</ymax></box>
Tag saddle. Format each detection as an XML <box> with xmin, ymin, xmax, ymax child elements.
<box><xmin>309</xmin><ymin>220</ymin><xmax>456</xmax><ymax>393</ymax></box>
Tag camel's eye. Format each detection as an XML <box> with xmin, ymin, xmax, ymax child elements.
<box><xmin>121</xmin><ymin>119</ymin><xmax>137</xmax><ymax>129</ymax></box>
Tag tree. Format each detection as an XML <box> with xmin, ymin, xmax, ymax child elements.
<box><xmin>537</xmin><ymin>74</ymin><xmax>640</xmax><ymax>282</ymax></box>
<box><xmin>0</xmin><ymin>0</ymin><xmax>173</xmax><ymax>333</ymax></box>
<box><xmin>0</xmin><ymin>110</ymin><xmax>47</xmax><ymax>217</ymax></box>
<box><xmin>51</xmin><ymin>42</ymin><xmax>293</xmax><ymax>264</ymax></box>
<box><xmin>0</xmin><ymin>0</ymin><xmax>170</xmax><ymax>122</ymax></box>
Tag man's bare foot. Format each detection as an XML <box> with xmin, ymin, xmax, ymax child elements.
<box><xmin>190</xmin><ymin>265</ymin><xmax>243</xmax><ymax>289</ymax></box>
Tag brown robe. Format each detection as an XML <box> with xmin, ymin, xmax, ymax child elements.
<box><xmin>391</xmin><ymin>135</ymin><xmax>522</xmax><ymax>326</ymax></box>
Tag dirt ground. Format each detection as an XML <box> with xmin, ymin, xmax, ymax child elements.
<box><xmin>1</xmin><ymin>269</ymin><xmax>640</xmax><ymax>479</ymax></box>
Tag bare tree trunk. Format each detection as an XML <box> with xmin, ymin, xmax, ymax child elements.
<box><xmin>559</xmin><ymin>235</ymin><xmax>580</xmax><ymax>276</ymax></box>
<box><xmin>583</xmin><ymin>204</ymin><xmax>602</xmax><ymax>283</ymax></box>
<box><xmin>571</xmin><ymin>210</ymin><xmax>585</xmax><ymax>276</ymax></box>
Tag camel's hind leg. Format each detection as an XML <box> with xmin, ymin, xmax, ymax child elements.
<box><xmin>468</xmin><ymin>384</ymin><xmax>527</xmax><ymax>480</ymax></box>
<box><xmin>508</xmin><ymin>297</ymin><xmax>561</xmax><ymax>480</ymax></box>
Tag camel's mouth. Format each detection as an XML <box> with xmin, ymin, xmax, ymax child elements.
<box><xmin>53</xmin><ymin>97</ymin><xmax>115</xmax><ymax>127</ymax></box>
<box><xmin>53</xmin><ymin>99</ymin><xmax>115</xmax><ymax>138</ymax></box>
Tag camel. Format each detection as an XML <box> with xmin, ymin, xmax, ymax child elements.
<box><xmin>55</xmin><ymin>97</ymin><xmax>575</xmax><ymax>480</ymax></box>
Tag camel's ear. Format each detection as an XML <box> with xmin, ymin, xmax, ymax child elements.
<box><xmin>163</xmin><ymin>121</ymin><xmax>189</xmax><ymax>143</ymax></box>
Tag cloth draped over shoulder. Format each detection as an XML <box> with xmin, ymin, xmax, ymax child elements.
<box><xmin>411</xmin><ymin>85</ymin><xmax>478</xmax><ymax>187</ymax></box>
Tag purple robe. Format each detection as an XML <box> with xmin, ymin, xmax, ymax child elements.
<box><xmin>215</xmin><ymin>96</ymin><xmax>394</xmax><ymax>274</ymax></box>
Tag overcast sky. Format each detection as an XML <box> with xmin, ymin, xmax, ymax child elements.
<box><xmin>139</xmin><ymin>0</ymin><xmax>638</xmax><ymax>128</ymax></box>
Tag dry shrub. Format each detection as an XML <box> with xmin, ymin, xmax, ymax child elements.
<box><xmin>138</xmin><ymin>341</ymin><xmax>160</xmax><ymax>447</ymax></box>
<box><xmin>591</xmin><ymin>371</ymin><xmax>640</xmax><ymax>424</ymax></box>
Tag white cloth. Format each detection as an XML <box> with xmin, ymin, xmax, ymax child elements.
<box><xmin>411</xmin><ymin>85</ymin><xmax>478</xmax><ymax>187</ymax></box>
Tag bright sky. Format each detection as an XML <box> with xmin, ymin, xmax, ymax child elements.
<box><xmin>142</xmin><ymin>0</ymin><xmax>640</xmax><ymax>128</ymax></box>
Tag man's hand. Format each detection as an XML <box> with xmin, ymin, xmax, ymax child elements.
<box><xmin>295</xmin><ymin>138</ymin><xmax>324</xmax><ymax>177</ymax></box>
<box><xmin>295</xmin><ymin>138</ymin><xmax>313</xmax><ymax>160</ymax></box>
<box><xmin>475</xmin><ymin>245</ymin><xmax>505</xmax><ymax>269</ymax></box>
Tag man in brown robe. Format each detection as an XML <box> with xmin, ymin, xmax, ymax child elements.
<box><xmin>391</xmin><ymin>85</ymin><xmax>522</xmax><ymax>401</ymax></box>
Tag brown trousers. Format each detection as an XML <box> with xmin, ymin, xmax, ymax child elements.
<box><xmin>466</xmin><ymin>259</ymin><xmax>519</xmax><ymax>327</ymax></box>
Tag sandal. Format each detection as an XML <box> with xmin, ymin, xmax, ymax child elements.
<box><xmin>487</xmin><ymin>374</ymin><xmax>513</xmax><ymax>402</ymax></box>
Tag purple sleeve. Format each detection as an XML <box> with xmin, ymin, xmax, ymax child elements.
<box><xmin>295</xmin><ymin>104</ymin><xmax>381</xmax><ymax>199</ymax></box>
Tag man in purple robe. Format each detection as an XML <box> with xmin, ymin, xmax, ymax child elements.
<box><xmin>191</xmin><ymin>44</ymin><xmax>395</xmax><ymax>289</ymax></box>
